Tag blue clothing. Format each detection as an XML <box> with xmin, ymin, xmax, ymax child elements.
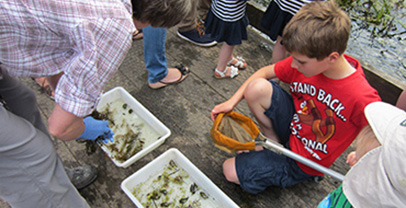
<box><xmin>143</xmin><ymin>26</ymin><xmax>168</xmax><ymax>83</ymax></box>
<box><xmin>236</xmin><ymin>148</ymin><xmax>314</xmax><ymax>194</ymax></box>
<box><xmin>235</xmin><ymin>80</ymin><xmax>313</xmax><ymax>194</ymax></box>
<box><xmin>204</xmin><ymin>0</ymin><xmax>249</xmax><ymax>45</ymax></box>
<box><xmin>264</xmin><ymin>80</ymin><xmax>295</xmax><ymax>143</ymax></box>
<box><xmin>261</xmin><ymin>0</ymin><xmax>320</xmax><ymax>41</ymax></box>
<box><xmin>318</xmin><ymin>185</ymin><xmax>354</xmax><ymax>208</ymax></box>
<box><xmin>260</xmin><ymin>0</ymin><xmax>293</xmax><ymax>41</ymax></box>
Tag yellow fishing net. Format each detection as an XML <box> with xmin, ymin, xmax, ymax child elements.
<box><xmin>210</xmin><ymin>111</ymin><xmax>259</xmax><ymax>153</ymax></box>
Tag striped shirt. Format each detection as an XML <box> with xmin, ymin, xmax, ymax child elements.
<box><xmin>274</xmin><ymin>0</ymin><xmax>316</xmax><ymax>16</ymax></box>
<box><xmin>0</xmin><ymin>0</ymin><xmax>135</xmax><ymax>117</ymax></box>
<box><xmin>211</xmin><ymin>0</ymin><xmax>247</xmax><ymax>22</ymax></box>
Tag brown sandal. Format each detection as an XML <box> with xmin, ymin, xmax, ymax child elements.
<box><xmin>32</xmin><ymin>77</ymin><xmax>55</xmax><ymax>100</ymax></box>
<box><xmin>132</xmin><ymin>29</ymin><xmax>143</xmax><ymax>40</ymax></box>
<box><xmin>148</xmin><ymin>64</ymin><xmax>190</xmax><ymax>89</ymax></box>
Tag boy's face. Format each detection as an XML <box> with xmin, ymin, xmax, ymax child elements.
<box><xmin>289</xmin><ymin>52</ymin><xmax>329</xmax><ymax>77</ymax></box>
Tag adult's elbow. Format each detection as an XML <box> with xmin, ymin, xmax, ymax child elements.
<box><xmin>48</xmin><ymin>103</ymin><xmax>83</xmax><ymax>141</ymax></box>
<box><xmin>48</xmin><ymin>122</ymin><xmax>73</xmax><ymax>141</ymax></box>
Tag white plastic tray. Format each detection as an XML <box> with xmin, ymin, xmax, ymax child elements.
<box><xmin>97</xmin><ymin>87</ymin><xmax>171</xmax><ymax>168</ymax></box>
<box><xmin>121</xmin><ymin>148</ymin><xmax>239</xmax><ymax>208</ymax></box>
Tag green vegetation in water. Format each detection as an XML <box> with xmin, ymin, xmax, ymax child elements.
<box><xmin>338</xmin><ymin>0</ymin><xmax>406</xmax><ymax>38</ymax></box>
<box><xmin>132</xmin><ymin>160</ymin><xmax>218</xmax><ymax>208</ymax></box>
<box><xmin>80</xmin><ymin>99</ymin><xmax>161</xmax><ymax>160</ymax></box>
<box><xmin>80</xmin><ymin>105</ymin><xmax>146</xmax><ymax>159</ymax></box>
<box><xmin>254</xmin><ymin>0</ymin><xmax>406</xmax><ymax>39</ymax></box>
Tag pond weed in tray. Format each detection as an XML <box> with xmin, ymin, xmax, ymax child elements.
<box><xmin>121</xmin><ymin>148</ymin><xmax>239</xmax><ymax>208</ymax></box>
<box><xmin>96</xmin><ymin>87</ymin><xmax>171</xmax><ymax>168</ymax></box>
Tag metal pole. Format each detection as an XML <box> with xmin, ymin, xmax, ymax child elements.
<box><xmin>256</xmin><ymin>133</ymin><xmax>345</xmax><ymax>181</ymax></box>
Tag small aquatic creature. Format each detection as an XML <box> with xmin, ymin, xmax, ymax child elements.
<box><xmin>173</xmin><ymin>175</ymin><xmax>184</xmax><ymax>184</ymax></box>
<box><xmin>179</xmin><ymin>197</ymin><xmax>189</xmax><ymax>204</ymax></box>
<box><xmin>160</xmin><ymin>202</ymin><xmax>172</xmax><ymax>207</ymax></box>
<box><xmin>169</xmin><ymin>160</ymin><xmax>177</xmax><ymax>169</ymax></box>
<box><xmin>200</xmin><ymin>191</ymin><xmax>209</xmax><ymax>199</ymax></box>
<box><xmin>160</xmin><ymin>189</ymin><xmax>168</xmax><ymax>195</ymax></box>
<box><xmin>147</xmin><ymin>190</ymin><xmax>160</xmax><ymax>200</ymax></box>
<box><xmin>190</xmin><ymin>183</ymin><xmax>198</xmax><ymax>194</ymax></box>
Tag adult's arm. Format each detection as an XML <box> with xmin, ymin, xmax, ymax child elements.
<box><xmin>48</xmin><ymin>103</ymin><xmax>84</xmax><ymax>141</ymax></box>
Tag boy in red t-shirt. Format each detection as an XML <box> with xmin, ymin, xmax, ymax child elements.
<box><xmin>210</xmin><ymin>1</ymin><xmax>381</xmax><ymax>194</ymax></box>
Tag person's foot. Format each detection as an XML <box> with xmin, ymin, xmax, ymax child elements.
<box><xmin>32</xmin><ymin>77</ymin><xmax>55</xmax><ymax>100</ymax></box>
<box><xmin>132</xmin><ymin>29</ymin><xmax>143</xmax><ymax>40</ymax></box>
<box><xmin>228</xmin><ymin>56</ymin><xmax>247</xmax><ymax>70</ymax></box>
<box><xmin>148</xmin><ymin>65</ymin><xmax>190</xmax><ymax>89</ymax></box>
<box><xmin>214</xmin><ymin>66</ymin><xmax>239</xmax><ymax>79</ymax></box>
<box><xmin>65</xmin><ymin>165</ymin><xmax>98</xmax><ymax>190</ymax></box>
<box><xmin>177</xmin><ymin>23</ymin><xmax>217</xmax><ymax>47</ymax></box>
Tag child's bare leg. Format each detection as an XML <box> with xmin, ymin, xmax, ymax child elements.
<box><xmin>223</xmin><ymin>157</ymin><xmax>240</xmax><ymax>184</ymax></box>
<box><xmin>223</xmin><ymin>79</ymin><xmax>277</xmax><ymax>185</ymax></box>
<box><xmin>271</xmin><ymin>36</ymin><xmax>287</xmax><ymax>64</ymax></box>
<box><xmin>214</xmin><ymin>43</ymin><xmax>238</xmax><ymax>77</ymax></box>
<box><xmin>244</xmin><ymin>78</ymin><xmax>280</xmax><ymax>143</ymax></box>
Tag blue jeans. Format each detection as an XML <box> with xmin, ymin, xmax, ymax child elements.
<box><xmin>143</xmin><ymin>26</ymin><xmax>168</xmax><ymax>83</ymax></box>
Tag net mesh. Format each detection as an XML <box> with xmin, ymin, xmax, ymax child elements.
<box><xmin>210</xmin><ymin>111</ymin><xmax>259</xmax><ymax>153</ymax></box>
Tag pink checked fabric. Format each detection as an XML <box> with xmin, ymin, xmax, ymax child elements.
<box><xmin>0</xmin><ymin>0</ymin><xmax>135</xmax><ymax>116</ymax></box>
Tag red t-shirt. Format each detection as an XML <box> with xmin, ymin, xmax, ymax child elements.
<box><xmin>274</xmin><ymin>55</ymin><xmax>381</xmax><ymax>175</ymax></box>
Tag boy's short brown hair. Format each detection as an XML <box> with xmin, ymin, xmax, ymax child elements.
<box><xmin>282</xmin><ymin>1</ymin><xmax>351</xmax><ymax>60</ymax></box>
<box><xmin>132</xmin><ymin>0</ymin><xmax>191</xmax><ymax>28</ymax></box>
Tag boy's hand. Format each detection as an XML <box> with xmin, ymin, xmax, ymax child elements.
<box><xmin>210</xmin><ymin>100</ymin><xmax>235</xmax><ymax>121</ymax></box>
<box><xmin>346</xmin><ymin>151</ymin><xmax>357</xmax><ymax>167</ymax></box>
<box><xmin>77</xmin><ymin>116</ymin><xmax>114</xmax><ymax>143</ymax></box>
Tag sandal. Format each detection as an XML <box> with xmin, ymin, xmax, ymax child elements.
<box><xmin>148</xmin><ymin>64</ymin><xmax>190</xmax><ymax>89</ymax></box>
<box><xmin>32</xmin><ymin>77</ymin><xmax>55</xmax><ymax>100</ymax></box>
<box><xmin>132</xmin><ymin>29</ymin><xmax>143</xmax><ymax>40</ymax></box>
<box><xmin>227</xmin><ymin>56</ymin><xmax>247</xmax><ymax>70</ymax></box>
<box><xmin>214</xmin><ymin>66</ymin><xmax>239</xmax><ymax>79</ymax></box>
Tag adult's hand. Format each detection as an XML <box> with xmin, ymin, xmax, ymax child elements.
<box><xmin>78</xmin><ymin>116</ymin><xmax>114</xmax><ymax>143</ymax></box>
<box><xmin>48</xmin><ymin>104</ymin><xmax>114</xmax><ymax>143</ymax></box>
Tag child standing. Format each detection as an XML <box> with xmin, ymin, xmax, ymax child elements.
<box><xmin>261</xmin><ymin>0</ymin><xmax>321</xmax><ymax>64</ymax></box>
<box><xmin>318</xmin><ymin>102</ymin><xmax>406</xmax><ymax>207</ymax></box>
<box><xmin>210</xmin><ymin>1</ymin><xmax>381</xmax><ymax>194</ymax></box>
<box><xmin>204</xmin><ymin>0</ymin><xmax>249</xmax><ymax>79</ymax></box>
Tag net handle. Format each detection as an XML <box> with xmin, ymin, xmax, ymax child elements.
<box><xmin>256</xmin><ymin>133</ymin><xmax>345</xmax><ymax>181</ymax></box>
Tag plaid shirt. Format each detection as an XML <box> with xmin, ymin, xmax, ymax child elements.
<box><xmin>0</xmin><ymin>0</ymin><xmax>135</xmax><ymax>116</ymax></box>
